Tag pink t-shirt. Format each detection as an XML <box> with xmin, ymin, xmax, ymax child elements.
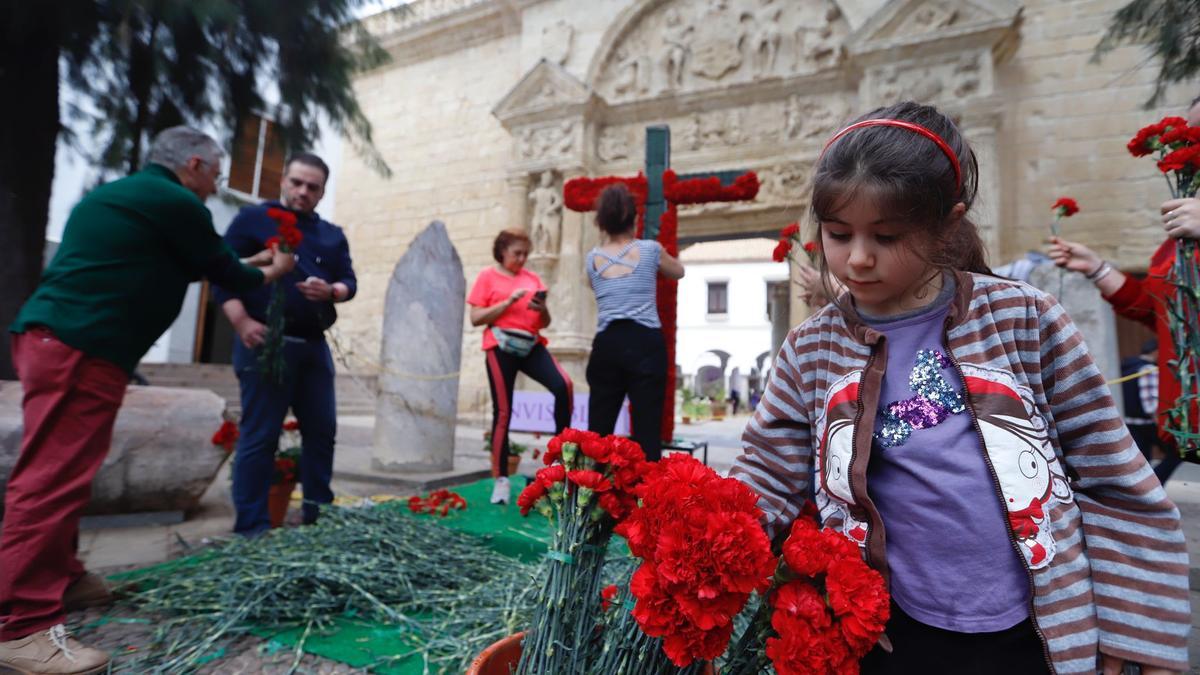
<box><xmin>467</xmin><ymin>266</ymin><xmax>548</xmax><ymax>351</ymax></box>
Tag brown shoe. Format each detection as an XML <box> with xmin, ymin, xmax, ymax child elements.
<box><xmin>0</xmin><ymin>624</ymin><xmax>110</xmax><ymax>674</ymax></box>
<box><xmin>62</xmin><ymin>574</ymin><xmax>112</xmax><ymax>611</ymax></box>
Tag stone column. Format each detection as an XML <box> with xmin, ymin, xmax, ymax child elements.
<box><xmin>506</xmin><ymin>172</ymin><xmax>529</xmax><ymax>232</ymax></box>
<box><xmin>373</xmin><ymin>221</ymin><xmax>466</xmax><ymax>472</ymax></box>
<box><xmin>544</xmin><ymin>165</ymin><xmax>594</xmax><ymax>390</ymax></box>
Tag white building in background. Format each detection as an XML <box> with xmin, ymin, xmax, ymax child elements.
<box><xmin>45</xmin><ymin>107</ymin><xmax>342</xmax><ymax>366</ymax></box>
<box><xmin>677</xmin><ymin>238</ymin><xmax>788</xmax><ymax>405</ymax></box>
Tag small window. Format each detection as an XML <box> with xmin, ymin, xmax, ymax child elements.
<box><xmin>227</xmin><ymin>114</ymin><xmax>285</xmax><ymax>200</ymax></box>
<box><xmin>707</xmin><ymin>281</ymin><xmax>728</xmax><ymax>315</ymax></box>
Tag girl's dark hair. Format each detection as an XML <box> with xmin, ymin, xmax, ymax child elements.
<box><xmin>595</xmin><ymin>184</ymin><xmax>637</xmax><ymax>235</ymax></box>
<box><xmin>492</xmin><ymin>228</ymin><xmax>531</xmax><ymax>263</ymax></box>
<box><xmin>811</xmin><ymin>101</ymin><xmax>991</xmax><ymax>302</ymax></box>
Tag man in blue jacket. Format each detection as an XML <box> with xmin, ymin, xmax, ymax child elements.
<box><xmin>215</xmin><ymin>152</ymin><xmax>357</xmax><ymax>536</ymax></box>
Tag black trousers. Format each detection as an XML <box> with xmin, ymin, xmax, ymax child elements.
<box><xmin>587</xmin><ymin>320</ymin><xmax>667</xmax><ymax>461</ymax></box>
<box><xmin>484</xmin><ymin>344</ymin><xmax>572</xmax><ymax>477</ymax></box>
<box><xmin>861</xmin><ymin>602</ymin><xmax>1050</xmax><ymax>675</ymax></box>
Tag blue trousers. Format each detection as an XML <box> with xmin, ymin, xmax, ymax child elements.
<box><xmin>231</xmin><ymin>338</ymin><xmax>336</xmax><ymax>536</ymax></box>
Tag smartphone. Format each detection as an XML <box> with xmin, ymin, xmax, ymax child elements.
<box><xmin>533</xmin><ymin>290</ymin><xmax>548</xmax><ymax>302</ymax></box>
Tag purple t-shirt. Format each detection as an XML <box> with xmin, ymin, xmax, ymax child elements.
<box><xmin>860</xmin><ymin>282</ymin><xmax>1030</xmax><ymax>632</ymax></box>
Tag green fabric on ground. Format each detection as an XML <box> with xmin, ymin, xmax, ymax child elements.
<box><xmin>112</xmin><ymin>476</ymin><xmax>551</xmax><ymax>673</ymax></box>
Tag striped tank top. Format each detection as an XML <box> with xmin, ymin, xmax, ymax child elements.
<box><xmin>586</xmin><ymin>239</ymin><xmax>661</xmax><ymax>332</ymax></box>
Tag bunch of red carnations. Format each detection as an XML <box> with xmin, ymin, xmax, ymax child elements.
<box><xmin>407</xmin><ymin>488</ymin><xmax>467</xmax><ymax>516</ymax></box>
<box><xmin>722</xmin><ymin>503</ymin><xmax>889</xmax><ymax>675</ymax></box>
<box><xmin>514</xmin><ymin>428</ymin><xmax>649</xmax><ymax>675</ymax></box>
<box><xmin>592</xmin><ymin>454</ymin><xmax>776</xmax><ymax>674</ymax></box>
<box><xmin>259</xmin><ymin>206</ymin><xmax>303</xmax><ymax>384</ymax></box>
<box><xmin>772</xmin><ymin>222</ymin><xmax>819</xmax><ymax>264</ymax></box>
<box><xmin>1129</xmin><ymin>116</ymin><xmax>1200</xmax><ymax>452</ymax></box>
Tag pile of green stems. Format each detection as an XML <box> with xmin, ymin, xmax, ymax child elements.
<box><xmin>100</xmin><ymin>505</ymin><xmax>540</xmax><ymax>674</ymax></box>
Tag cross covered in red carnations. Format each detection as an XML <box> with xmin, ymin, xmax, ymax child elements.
<box><xmin>564</xmin><ymin>126</ymin><xmax>759</xmax><ymax>442</ymax></box>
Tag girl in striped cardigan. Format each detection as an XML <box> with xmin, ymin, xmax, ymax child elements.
<box><xmin>731</xmin><ymin>101</ymin><xmax>1189</xmax><ymax>674</ymax></box>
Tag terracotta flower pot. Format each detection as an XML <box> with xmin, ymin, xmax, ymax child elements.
<box><xmin>467</xmin><ymin>633</ymin><xmax>716</xmax><ymax>674</ymax></box>
<box><xmin>467</xmin><ymin>632</ymin><xmax>524</xmax><ymax>675</ymax></box>
<box><xmin>268</xmin><ymin>480</ymin><xmax>297</xmax><ymax>528</ymax></box>
<box><xmin>507</xmin><ymin>454</ymin><xmax>521</xmax><ymax>476</ymax></box>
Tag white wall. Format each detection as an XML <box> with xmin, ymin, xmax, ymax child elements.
<box><xmin>676</xmin><ymin>260</ymin><xmax>787</xmax><ymax>383</ymax></box>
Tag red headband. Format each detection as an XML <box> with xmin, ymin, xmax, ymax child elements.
<box><xmin>821</xmin><ymin>119</ymin><xmax>962</xmax><ymax>194</ymax></box>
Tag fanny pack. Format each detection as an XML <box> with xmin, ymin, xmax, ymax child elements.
<box><xmin>491</xmin><ymin>327</ymin><xmax>537</xmax><ymax>358</ymax></box>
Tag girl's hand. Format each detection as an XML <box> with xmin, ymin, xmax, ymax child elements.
<box><xmin>1100</xmin><ymin>653</ymin><xmax>1178</xmax><ymax>675</ymax></box>
<box><xmin>1047</xmin><ymin>236</ymin><xmax>1102</xmax><ymax>275</ymax></box>
<box><xmin>1162</xmin><ymin>197</ymin><xmax>1200</xmax><ymax>240</ymax></box>
<box><xmin>507</xmin><ymin>289</ymin><xmax>528</xmax><ymax>304</ymax></box>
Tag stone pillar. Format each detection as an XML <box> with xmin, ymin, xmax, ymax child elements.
<box><xmin>544</xmin><ymin>165</ymin><xmax>594</xmax><ymax>390</ymax></box>
<box><xmin>1026</xmin><ymin>263</ymin><xmax>1123</xmax><ymax>409</ymax></box>
<box><xmin>770</xmin><ymin>279</ymin><xmax>792</xmax><ymax>358</ymax></box>
<box><xmin>373</xmin><ymin>221</ymin><xmax>466</xmax><ymax>472</ymax></box>
<box><xmin>506</xmin><ymin>172</ymin><xmax>529</xmax><ymax>232</ymax></box>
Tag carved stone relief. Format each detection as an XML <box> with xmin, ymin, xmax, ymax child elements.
<box><xmin>784</xmin><ymin>95</ymin><xmax>851</xmax><ymax>141</ymax></box>
<box><xmin>542</xmin><ymin>20</ymin><xmax>575</xmax><ymax>66</ymax></box>
<box><xmin>528</xmin><ymin>171</ymin><xmax>563</xmax><ymax>255</ymax></box>
<box><xmin>868</xmin><ymin>52</ymin><xmax>984</xmax><ymax>107</ymax></box>
<box><xmin>594</xmin><ymin>95</ymin><xmax>849</xmax><ymax>166</ymax></box>
<box><xmin>517</xmin><ymin>120</ymin><xmax>578</xmax><ymax>162</ymax></box>
<box><xmin>595</xmin><ymin>0</ymin><xmax>848</xmax><ymax>102</ymax></box>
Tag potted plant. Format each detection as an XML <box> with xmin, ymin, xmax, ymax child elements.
<box><xmin>268</xmin><ymin>419</ymin><xmax>301</xmax><ymax>528</ymax></box>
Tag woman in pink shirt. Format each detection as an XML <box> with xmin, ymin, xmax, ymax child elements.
<box><xmin>467</xmin><ymin>229</ymin><xmax>573</xmax><ymax>505</ymax></box>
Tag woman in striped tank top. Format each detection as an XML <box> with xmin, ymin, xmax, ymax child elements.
<box><xmin>585</xmin><ymin>185</ymin><xmax>684</xmax><ymax>460</ymax></box>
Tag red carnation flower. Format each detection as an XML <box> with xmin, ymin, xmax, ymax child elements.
<box><xmin>264</xmin><ymin>235</ymin><xmax>282</xmax><ymax>250</ymax></box>
<box><xmin>826</xmin><ymin>556</ymin><xmax>889</xmax><ymax>653</ymax></box>
<box><xmin>579</xmin><ymin>435</ymin><xmax>613</xmax><ymax>463</ymax></box>
<box><xmin>1051</xmin><ymin>197</ymin><xmax>1079</xmax><ymax>217</ymax></box>
<box><xmin>782</xmin><ymin>519</ymin><xmax>833</xmax><ymax>577</ymax></box>
<box><xmin>600</xmin><ymin>584</ymin><xmax>618</xmax><ymax>611</ymax></box>
<box><xmin>282</xmin><ymin>419</ymin><xmax>300</xmax><ymax>431</ymax></box>
<box><xmin>516</xmin><ymin>481</ymin><xmax>548</xmax><ymax>516</ymax></box>
<box><xmin>542</xmin><ymin>438</ymin><xmax>562</xmax><ymax>466</ymax></box>
<box><xmin>772</xmin><ymin>238</ymin><xmax>792</xmax><ymax>263</ymax></box>
<box><xmin>266</xmin><ymin>207</ymin><xmax>298</xmax><ymax>228</ymax></box>
<box><xmin>278</xmin><ymin>222</ymin><xmax>303</xmax><ymax>250</ymax></box>
<box><xmin>211</xmin><ymin>420</ymin><xmax>239</xmax><ymax>452</ymax></box>
<box><xmin>535</xmin><ymin>464</ymin><xmax>566</xmax><ymax>488</ymax></box>
<box><xmin>567</xmin><ymin>470</ymin><xmax>612</xmax><ymax>492</ymax></box>
<box><xmin>1158</xmin><ymin>144</ymin><xmax>1200</xmax><ymax>174</ymax></box>
<box><xmin>407</xmin><ymin>495</ymin><xmax>423</xmax><ymax>512</ymax></box>
<box><xmin>803</xmin><ymin>241</ymin><xmax>818</xmax><ymax>254</ymax></box>
<box><xmin>780</xmin><ymin>222</ymin><xmax>801</xmax><ymax>239</ymax></box>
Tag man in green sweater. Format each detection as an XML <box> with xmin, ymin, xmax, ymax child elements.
<box><xmin>0</xmin><ymin>126</ymin><xmax>294</xmax><ymax>674</ymax></box>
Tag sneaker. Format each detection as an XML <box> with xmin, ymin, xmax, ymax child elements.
<box><xmin>0</xmin><ymin>624</ymin><xmax>110</xmax><ymax>674</ymax></box>
<box><xmin>490</xmin><ymin>476</ymin><xmax>511</xmax><ymax>505</ymax></box>
<box><xmin>63</xmin><ymin>573</ymin><xmax>112</xmax><ymax>611</ymax></box>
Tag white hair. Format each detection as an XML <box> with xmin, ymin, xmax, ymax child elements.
<box><xmin>146</xmin><ymin>126</ymin><xmax>223</xmax><ymax>170</ymax></box>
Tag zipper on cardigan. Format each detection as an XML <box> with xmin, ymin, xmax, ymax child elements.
<box><xmin>849</xmin><ymin>346</ymin><xmax>888</xmax><ymax>577</ymax></box>
<box><xmin>943</xmin><ymin>323</ymin><xmax>1056</xmax><ymax>674</ymax></box>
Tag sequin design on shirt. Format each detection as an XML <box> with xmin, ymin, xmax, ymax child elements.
<box><xmin>875</xmin><ymin>349</ymin><xmax>966</xmax><ymax>448</ymax></box>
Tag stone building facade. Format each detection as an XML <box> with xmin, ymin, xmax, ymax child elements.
<box><xmin>333</xmin><ymin>0</ymin><xmax>1196</xmax><ymax>419</ymax></box>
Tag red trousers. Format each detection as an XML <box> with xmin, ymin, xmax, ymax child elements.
<box><xmin>0</xmin><ymin>329</ymin><xmax>127</xmax><ymax>640</ymax></box>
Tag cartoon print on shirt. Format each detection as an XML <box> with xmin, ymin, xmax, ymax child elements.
<box><xmin>814</xmin><ymin>370</ymin><xmax>870</xmax><ymax>545</ymax></box>
<box><xmin>960</xmin><ymin>362</ymin><xmax>1072</xmax><ymax>569</ymax></box>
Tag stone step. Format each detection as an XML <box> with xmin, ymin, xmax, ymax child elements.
<box><xmin>134</xmin><ymin>363</ymin><xmax>377</xmax><ymax>417</ymax></box>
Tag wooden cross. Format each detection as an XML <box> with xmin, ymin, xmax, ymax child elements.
<box><xmin>564</xmin><ymin>125</ymin><xmax>759</xmax><ymax>444</ymax></box>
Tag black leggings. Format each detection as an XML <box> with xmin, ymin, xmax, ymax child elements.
<box><xmin>485</xmin><ymin>344</ymin><xmax>572</xmax><ymax>477</ymax></box>
<box><xmin>587</xmin><ymin>320</ymin><xmax>667</xmax><ymax>461</ymax></box>
<box><xmin>861</xmin><ymin>602</ymin><xmax>1050</xmax><ymax>675</ymax></box>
